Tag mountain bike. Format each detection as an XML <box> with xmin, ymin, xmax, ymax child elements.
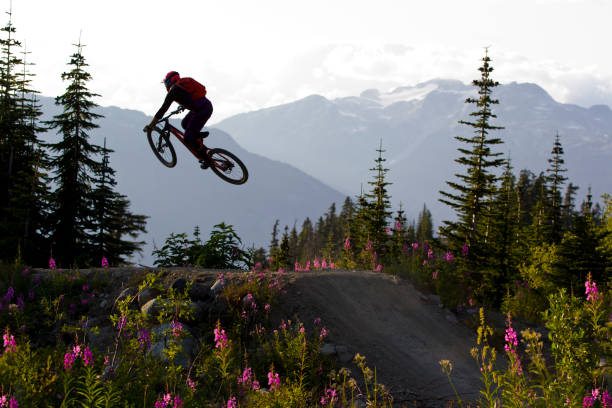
<box><xmin>145</xmin><ymin>107</ymin><xmax>248</xmax><ymax>185</ymax></box>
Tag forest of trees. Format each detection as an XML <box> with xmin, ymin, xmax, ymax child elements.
<box><xmin>0</xmin><ymin>11</ymin><xmax>146</xmax><ymax>268</ymax></box>
<box><xmin>263</xmin><ymin>50</ymin><xmax>611</xmax><ymax>311</ymax></box>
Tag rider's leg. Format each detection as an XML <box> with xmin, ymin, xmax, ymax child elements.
<box><xmin>183</xmin><ymin>98</ymin><xmax>213</xmax><ymax>158</ymax></box>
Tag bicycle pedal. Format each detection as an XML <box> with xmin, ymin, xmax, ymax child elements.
<box><xmin>200</xmin><ymin>131</ymin><xmax>209</xmax><ymax>139</ymax></box>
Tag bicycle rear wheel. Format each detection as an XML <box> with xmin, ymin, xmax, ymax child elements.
<box><xmin>207</xmin><ymin>148</ymin><xmax>248</xmax><ymax>185</ymax></box>
<box><xmin>147</xmin><ymin>126</ymin><xmax>177</xmax><ymax>168</ymax></box>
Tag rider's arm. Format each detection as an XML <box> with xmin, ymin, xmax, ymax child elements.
<box><xmin>145</xmin><ymin>92</ymin><xmax>173</xmax><ymax>130</ymax></box>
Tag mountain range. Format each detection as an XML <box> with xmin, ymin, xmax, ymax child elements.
<box><xmin>215</xmin><ymin>79</ymin><xmax>612</xmax><ymax>228</ymax></box>
<box><xmin>37</xmin><ymin>79</ymin><xmax>612</xmax><ymax>264</ymax></box>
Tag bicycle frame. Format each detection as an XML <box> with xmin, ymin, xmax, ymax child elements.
<box><xmin>156</xmin><ymin>108</ymin><xmax>207</xmax><ymax>158</ymax></box>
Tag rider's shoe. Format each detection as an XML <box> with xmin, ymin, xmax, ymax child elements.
<box><xmin>199</xmin><ymin>156</ymin><xmax>211</xmax><ymax>169</ymax></box>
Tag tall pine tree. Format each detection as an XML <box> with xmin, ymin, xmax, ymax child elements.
<box><xmin>545</xmin><ymin>132</ymin><xmax>568</xmax><ymax>243</ymax></box>
<box><xmin>439</xmin><ymin>49</ymin><xmax>505</xmax><ymax>297</ymax></box>
<box><xmin>0</xmin><ymin>10</ymin><xmax>51</xmax><ymax>264</ymax></box>
<box><xmin>363</xmin><ymin>140</ymin><xmax>392</xmax><ymax>262</ymax></box>
<box><xmin>46</xmin><ymin>40</ymin><xmax>105</xmax><ymax>267</ymax></box>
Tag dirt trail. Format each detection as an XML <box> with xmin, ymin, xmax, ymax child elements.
<box><xmin>279</xmin><ymin>270</ymin><xmax>481</xmax><ymax>407</ymax></box>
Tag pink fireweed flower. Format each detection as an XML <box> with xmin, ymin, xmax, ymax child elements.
<box><xmin>322</xmin><ymin>260</ymin><xmax>327</xmax><ymax>268</ymax></box>
<box><xmin>344</xmin><ymin>236</ymin><xmax>351</xmax><ymax>250</ymax></box>
<box><xmin>445</xmin><ymin>251</ymin><xmax>454</xmax><ymax>262</ymax></box>
<box><xmin>279</xmin><ymin>321</ymin><xmax>287</xmax><ymax>330</ymax></box>
<box><xmin>320</xmin><ymin>327</ymin><xmax>328</xmax><ymax>339</ymax></box>
<box><xmin>375</xmin><ymin>264</ymin><xmax>382</xmax><ymax>272</ymax></box>
<box><xmin>602</xmin><ymin>391</ymin><xmax>611</xmax><ymax>407</ymax></box>
<box><xmin>294</xmin><ymin>261</ymin><xmax>300</xmax><ymax>271</ymax></box>
<box><xmin>214</xmin><ymin>325</ymin><xmax>229</xmax><ymax>350</ymax></box>
<box><xmin>314</xmin><ymin>258</ymin><xmax>321</xmax><ymax>269</ymax></box>
<box><xmin>432</xmin><ymin>271</ymin><xmax>438</xmax><ymax>280</ymax></box>
<box><xmin>462</xmin><ymin>245</ymin><xmax>469</xmax><ymax>256</ymax></box>
<box><xmin>186</xmin><ymin>378</ymin><xmax>196</xmax><ymax>392</ymax></box>
<box><xmin>314</xmin><ymin>317</ymin><xmax>322</xmax><ymax>325</ymax></box>
<box><xmin>305</xmin><ymin>261</ymin><xmax>311</xmax><ymax>271</ymax></box>
<box><xmin>469</xmin><ymin>298</ymin><xmax>474</xmax><ymax>307</ymax></box>
<box><xmin>49</xmin><ymin>258</ymin><xmax>56</xmax><ymax>269</ymax></box>
<box><xmin>427</xmin><ymin>249</ymin><xmax>434</xmax><ymax>259</ymax></box>
<box><xmin>226</xmin><ymin>397</ymin><xmax>237</xmax><ymax>408</ymax></box>
<box><xmin>264</xmin><ymin>304</ymin><xmax>271</xmax><ymax>312</ymax></box>
<box><xmin>268</xmin><ymin>370</ymin><xmax>281</xmax><ymax>391</ymax></box>
<box><xmin>412</xmin><ymin>242</ymin><xmax>418</xmax><ymax>250</ymax></box>
<box><xmin>395</xmin><ymin>221</ymin><xmax>402</xmax><ymax>231</ymax></box>
<box><xmin>423</xmin><ymin>260</ymin><xmax>428</xmax><ymax>266</ymax></box>
<box><xmin>9</xmin><ymin>398</ymin><xmax>18</xmax><ymax>408</ymax></box>
<box><xmin>583</xmin><ymin>395</ymin><xmax>595</xmax><ymax>408</ymax></box>
<box><xmin>101</xmin><ymin>257</ymin><xmax>109</xmax><ymax>268</ymax></box>
<box><xmin>3</xmin><ymin>330</ymin><xmax>16</xmax><ymax>353</ymax></box>
<box><xmin>21</xmin><ymin>268</ymin><xmax>28</xmax><ymax>276</ymax></box>
<box><xmin>504</xmin><ymin>326</ymin><xmax>518</xmax><ymax>352</ymax></box>
<box><xmin>82</xmin><ymin>347</ymin><xmax>94</xmax><ymax>366</ymax></box>
<box><xmin>385</xmin><ymin>227</ymin><xmax>391</xmax><ymax>234</ymax></box>
<box><xmin>64</xmin><ymin>351</ymin><xmax>77</xmax><ymax>371</ymax></box>
<box><xmin>585</xmin><ymin>278</ymin><xmax>599</xmax><ymax>302</ymax></box>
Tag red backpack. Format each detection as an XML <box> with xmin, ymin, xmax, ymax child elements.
<box><xmin>176</xmin><ymin>77</ymin><xmax>207</xmax><ymax>101</ymax></box>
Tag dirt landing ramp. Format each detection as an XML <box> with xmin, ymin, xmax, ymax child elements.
<box><xmin>280</xmin><ymin>270</ymin><xmax>482</xmax><ymax>407</ymax></box>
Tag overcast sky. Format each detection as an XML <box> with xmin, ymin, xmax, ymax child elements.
<box><xmin>10</xmin><ymin>0</ymin><xmax>612</xmax><ymax>122</ymax></box>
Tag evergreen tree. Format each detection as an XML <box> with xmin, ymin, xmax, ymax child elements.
<box><xmin>322</xmin><ymin>202</ymin><xmax>338</xmax><ymax>260</ymax></box>
<box><xmin>274</xmin><ymin>226</ymin><xmax>290</xmax><ymax>271</ymax></box>
<box><xmin>0</xmin><ymin>11</ymin><xmax>51</xmax><ymax>264</ymax></box>
<box><xmin>338</xmin><ymin>196</ymin><xmax>354</xmax><ymax>243</ymax></box>
<box><xmin>554</xmin><ymin>190</ymin><xmax>609</xmax><ymax>289</ymax></box>
<box><xmin>545</xmin><ymin>133</ymin><xmax>568</xmax><ymax>243</ymax></box>
<box><xmin>89</xmin><ymin>138</ymin><xmax>147</xmax><ymax>265</ymax></box>
<box><xmin>415</xmin><ymin>203</ymin><xmax>433</xmax><ymax>243</ymax></box>
<box><xmin>438</xmin><ymin>49</ymin><xmax>505</xmax><ymax>296</ymax></box>
<box><xmin>288</xmin><ymin>222</ymin><xmax>298</xmax><ymax>265</ymax></box>
<box><xmin>296</xmin><ymin>217</ymin><xmax>315</xmax><ymax>263</ymax></box>
<box><xmin>488</xmin><ymin>159</ymin><xmax>520</xmax><ymax>291</ymax></box>
<box><xmin>363</xmin><ymin>140</ymin><xmax>392</xmax><ymax>260</ymax></box>
<box><xmin>562</xmin><ymin>182</ymin><xmax>579</xmax><ymax>232</ymax></box>
<box><xmin>45</xmin><ymin>40</ymin><xmax>105</xmax><ymax>267</ymax></box>
<box><xmin>390</xmin><ymin>202</ymin><xmax>409</xmax><ymax>262</ymax></box>
<box><xmin>269</xmin><ymin>219</ymin><xmax>280</xmax><ymax>260</ymax></box>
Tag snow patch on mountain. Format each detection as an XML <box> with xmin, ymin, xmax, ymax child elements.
<box><xmin>360</xmin><ymin>82</ymin><xmax>440</xmax><ymax>107</ymax></box>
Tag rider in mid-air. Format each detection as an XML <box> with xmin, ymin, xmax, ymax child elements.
<box><xmin>144</xmin><ymin>71</ymin><xmax>213</xmax><ymax>168</ymax></box>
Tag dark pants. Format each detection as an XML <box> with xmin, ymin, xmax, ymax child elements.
<box><xmin>182</xmin><ymin>97</ymin><xmax>213</xmax><ymax>152</ymax></box>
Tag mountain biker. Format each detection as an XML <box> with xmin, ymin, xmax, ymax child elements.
<box><xmin>144</xmin><ymin>71</ymin><xmax>213</xmax><ymax>167</ymax></box>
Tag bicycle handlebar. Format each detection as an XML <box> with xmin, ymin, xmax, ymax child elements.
<box><xmin>157</xmin><ymin>106</ymin><xmax>185</xmax><ymax>122</ymax></box>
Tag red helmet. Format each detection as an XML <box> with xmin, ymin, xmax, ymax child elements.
<box><xmin>164</xmin><ymin>71</ymin><xmax>180</xmax><ymax>89</ymax></box>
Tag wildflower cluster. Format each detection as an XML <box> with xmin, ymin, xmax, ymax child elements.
<box><xmin>64</xmin><ymin>344</ymin><xmax>94</xmax><ymax>372</ymax></box>
<box><xmin>154</xmin><ymin>393</ymin><xmax>182</xmax><ymax>408</ymax></box>
<box><xmin>0</xmin><ymin>395</ymin><xmax>18</xmax><ymax>408</ymax></box>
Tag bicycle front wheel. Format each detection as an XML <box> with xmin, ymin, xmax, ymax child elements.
<box><xmin>147</xmin><ymin>126</ymin><xmax>177</xmax><ymax>168</ymax></box>
<box><xmin>207</xmin><ymin>148</ymin><xmax>248</xmax><ymax>185</ymax></box>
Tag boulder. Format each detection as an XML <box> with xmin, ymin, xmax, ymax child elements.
<box><xmin>149</xmin><ymin>323</ymin><xmax>197</xmax><ymax>369</ymax></box>
<box><xmin>171</xmin><ymin>278</ymin><xmax>187</xmax><ymax>293</ymax></box>
<box><xmin>141</xmin><ymin>298</ymin><xmax>162</xmax><ymax>319</ymax></box>
<box><xmin>138</xmin><ymin>287</ymin><xmax>162</xmax><ymax>308</ymax></box>
<box><xmin>189</xmin><ymin>282</ymin><xmax>212</xmax><ymax>302</ymax></box>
